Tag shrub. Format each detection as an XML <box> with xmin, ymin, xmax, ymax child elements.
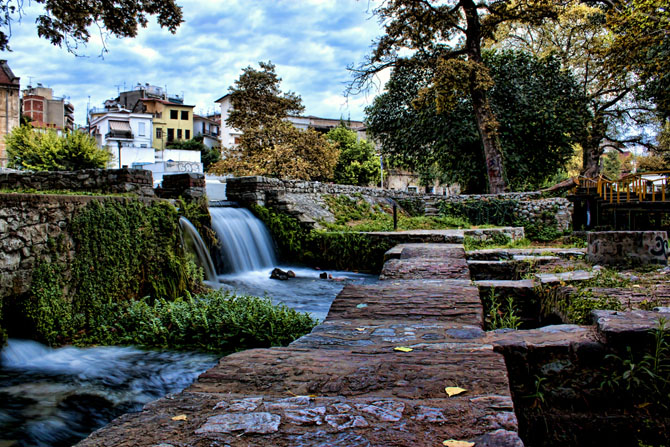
<box><xmin>6</xmin><ymin>125</ymin><xmax>111</xmax><ymax>171</ymax></box>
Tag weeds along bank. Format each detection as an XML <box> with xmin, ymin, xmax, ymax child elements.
<box><xmin>0</xmin><ymin>194</ymin><xmax>315</xmax><ymax>351</ymax></box>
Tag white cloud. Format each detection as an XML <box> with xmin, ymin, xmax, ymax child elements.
<box><xmin>3</xmin><ymin>0</ymin><xmax>384</xmax><ymax>124</ymax></box>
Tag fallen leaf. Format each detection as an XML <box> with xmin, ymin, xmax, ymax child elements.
<box><xmin>171</xmin><ymin>414</ymin><xmax>187</xmax><ymax>421</ymax></box>
<box><xmin>394</xmin><ymin>346</ymin><xmax>413</xmax><ymax>352</ymax></box>
<box><xmin>445</xmin><ymin>387</ymin><xmax>467</xmax><ymax>397</ymax></box>
<box><xmin>356</xmin><ymin>303</ymin><xmax>368</xmax><ymax>309</ymax></box>
<box><xmin>355</xmin><ymin>328</ymin><xmax>366</xmax><ymax>332</ymax></box>
<box><xmin>443</xmin><ymin>440</ymin><xmax>475</xmax><ymax>447</ymax></box>
<box><xmin>632</xmin><ymin>285</ymin><xmax>641</xmax><ymax>288</ymax></box>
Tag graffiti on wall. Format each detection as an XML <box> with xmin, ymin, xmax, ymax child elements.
<box><xmin>588</xmin><ymin>231</ymin><xmax>669</xmax><ymax>265</ymax></box>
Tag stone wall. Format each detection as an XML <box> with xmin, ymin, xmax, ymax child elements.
<box><xmin>0</xmin><ymin>194</ymin><xmax>153</xmax><ymax>301</ymax></box>
<box><xmin>587</xmin><ymin>231</ymin><xmax>669</xmax><ymax>265</ymax></box>
<box><xmin>226</xmin><ymin>176</ymin><xmax>572</xmax><ymax>233</ymax></box>
<box><xmin>0</xmin><ymin>168</ymin><xmax>155</xmax><ymax>197</ymax></box>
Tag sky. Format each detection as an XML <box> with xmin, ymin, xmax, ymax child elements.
<box><xmin>3</xmin><ymin>0</ymin><xmax>387</xmax><ymax>125</ymax></box>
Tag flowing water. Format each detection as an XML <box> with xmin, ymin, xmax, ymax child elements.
<box><xmin>1</xmin><ymin>205</ymin><xmax>376</xmax><ymax>445</ymax></box>
<box><xmin>0</xmin><ymin>340</ymin><xmax>216</xmax><ymax>447</ymax></box>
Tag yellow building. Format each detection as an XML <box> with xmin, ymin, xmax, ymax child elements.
<box><xmin>138</xmin><ymin>98</ymin><xmax>194</xmax><ymax>150</ymax></box>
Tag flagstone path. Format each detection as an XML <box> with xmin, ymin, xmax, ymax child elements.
<box><xmin>78</xmin><ymin>243</ymin><xmax>525</xmax><ymax>447</ymax></box>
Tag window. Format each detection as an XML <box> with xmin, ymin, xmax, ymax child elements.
<box><xmin>181</xmin><ymin>111</ymin><xmax>189</xmax><ymax>120</ymax></box>
<box><xmin>156</xmin><ymin>128</ymin><xmax>163</xmax><ymax>139</ymax></box>
<box><xmin>177</xmin><ymin>129</ymin><xmax>182</xmax><ymax>139</ymax></box>
<box><xmin>138</xmin><ymin>122</ymin><xmax>146</xmax><ymax>136</ymax></box>
<box><xmin>170</xmin><ymin>110</ymin><xmax>178</xmax><ymax>120</ymax></box>
<box><xmin>185</xmin><ymin>129</ymin><xmax>190</xmax><ymax>139</ymax></box>
<box><xmin>167</xmin><ymin>128</ymin><xmax>174</xmax><ymax>141</ymax></box>
<box><xmin>234</xmin><ymin>137</ymin><xmax>241</xmax><ymax>145</ymax></box>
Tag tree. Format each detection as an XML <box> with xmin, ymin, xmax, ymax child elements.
<box><xmin>327</xmin><ymin>125</ymin><xmax>380</xmax><ymax>186</ymax></box>
<box><xmin>603</xmin><ymin>0</ymin><xmax>670</xmax><ymax>117</ymax></box>
<box><xmin>0</xmin><ymin>0</ymin><xmax>182</xmax><ymax>52</ymax></box>
<box><xmin>211</xmin><ymin>62</ymin><xmax>338</xmax><ymax>181</ymax></box>
<box><xmin>491</xmin><ymin>1</ymin><xmax>656</xmax><ymax>177</ymax></box>
<box><xmin>352</xmin><ymin>0</ymin><xmax>562</xmax><ymax>192</ymax></box>
<box><xmin>601</xmin><ymin>150</ymin><xmax>622</xmax><ymax>179</ymax></box>
<box><xmin>6</xmin><ymin>125</ymin><xmax>111</xmax><ymax>170</ymax></box>
<box><xmin>366</xmin><ymin>50</ymin><xmax>590</xmax><ymax>192</ymax></box>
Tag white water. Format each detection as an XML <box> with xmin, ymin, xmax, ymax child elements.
<box><xmin>0</xmin><ymin>340</ymin><xmax>215</xmax><ymax>447</ymax></box>
<box><xmin>209</xmin><ymin>207</ymin><xmax>277</xmax><ymax>273</ymax></box>
<box><xmin>179</xmin><ymin>216</ymin><xmax>217</xmax><ymax>281</ymax></box>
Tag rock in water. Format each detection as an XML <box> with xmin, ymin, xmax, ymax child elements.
<box><xmin>270</xmin><ymin>268</ymin><xmax>289</xmax><ymax>280</ymax></box>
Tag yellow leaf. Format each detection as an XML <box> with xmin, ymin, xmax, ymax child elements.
<box><xmin>445</xmin><ymin>387</ymin><xmax>467</xmax><ymax>397</ymax></box>
<box><xmin>394</xmin><ymin>346</ymin><xmax>413</xmax><ymax>352</ymax></box>
<box><xmin>171</xmin><ymin>414</ymin><xmax>187</xmax><ymax>421</ymax></box>
<box><xmin>355</xmin><ymin>327</ymin><xmax>366</xmax><ymax>332</ymax></box>
<box><xmin>443</xmin><ymin>440</ymin><xmax>475</xmax><ymax>447</ymax></box>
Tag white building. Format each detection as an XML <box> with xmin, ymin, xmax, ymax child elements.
<box><xmin>89</xmin><ymin>110</ymin><xmax>154</xmax><ymax>169</ymax></box>
<box><xmin>193</xmin><ymin>114</ymin><xmax>221</xmax><ymax>149</ymax></box>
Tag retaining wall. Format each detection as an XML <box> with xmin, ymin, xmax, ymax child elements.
<box><xmin>226</xmin><ymin>176</ymin><xmax>572</xmax><ymax>233</ymax></box>
<box><xmin>0</xmin><ymin>194</ymin><xmax>153</xmax><ymax>301</ymax></box>
<box><xmin>0</xmin><ymin>168</ymin><xmax>155</xmax><ymax>197</ymax></box>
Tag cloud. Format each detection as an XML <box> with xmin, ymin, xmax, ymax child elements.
<box><xmin>3</xmin><ymin>0</ymin><xmax>384</xmax><ymax>124</ymax></box>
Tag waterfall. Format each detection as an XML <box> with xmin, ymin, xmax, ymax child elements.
<box><xmin>209</xmin><ymin>207</ymin><xmax>277</xmax><ymax>274</ymax></box>
<box><xmin>178</xmin><ymin>217</ymin><xmax>217</xmax><ymax>282</ymax></box>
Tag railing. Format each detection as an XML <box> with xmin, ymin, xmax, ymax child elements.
<box><xmin>578</xmin><ymin>171</ymin><xmax>670</xmax><ymax>204</ymax></box>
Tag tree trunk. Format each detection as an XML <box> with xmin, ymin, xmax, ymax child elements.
<box><xmin>470</xmin><ymin>87</ymin><xmax>507</xmax><ymax>193</ymax></box>
<box><xmin>581</xmin><ymin>113</ymin><xmax>607</xmax><ymax>178</ymax></box>
<box><xmin>463</xmin><ymin>0</ymin><xmax>507</xmax><ymax>193</ymax></box>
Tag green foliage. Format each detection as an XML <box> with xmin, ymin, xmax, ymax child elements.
<box><xmin>90</xmin><ymin>290</ymin><xmax>317</xmax><ymax>353</ymax></box>
<box><xmin>6</xmin><ymin>125</ymin><xmax>111</xmax><ymax>171</ymax></box>
<box><xmin>0</xmin><ymin>0</ymin><xmax>182</xmax><ymax>52</ymax></box>
<box><xmin>327</xmin><ymin>125</ymin><xmax>381</xmax><ymax>186</ymax></box>
<box><xmin>322</xmin><ymin>194</ymin><xmax>469</xmax><ymax>232</ymax></box>
<box><xmin>482</xmin><ymin>288</ymin><xmax>521</xmax><ymax>330</ymax></box>
<box><xmin>366</xmin><ymin>50</ymin><xmax>590</xmax><ymax>192</ymax></box>
<box><xmin>564</xmin><ymin>289</ymin><xmax>623</xmax><ymax>325</ymax></box>
<box><xmin>602</xmin><ymin>320</ymin><xmax>670</xmax><ymax>444</ymax></box>
<box><xmin>396</xmin><ymin>198</ymin><xmax>425</xmax><ymax>217</ymax></box>
<box><xmin>250</xmin><ymin>204</ymin><xmax>396</xmax><ymax>272</ymax></box>
<box><xmin>602</xmin><ymin>150</ymin><xmax>622</xmax><ymax>180</ymax></box>
<box><xmin>521</xmin><ymin>211</ymin><xmax>564</xmax><ymax>242</ymax></box>
<box><xmin>463</xmin><ymin>233</ymin><xmax>518</xmax><ymax>251</ymax></box>
<box><xmin>439</xmin><ymin>199</ymin><xmax>518</xmax><ymax>226</ymax></box>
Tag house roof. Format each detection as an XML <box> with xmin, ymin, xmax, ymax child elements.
<box><xmin>0</xmin><ymin>60</ymin><xmax>20</xmax><ymax>88</ymax></box>
<box><xmin>214</xmin><ymin>93</ymin><xmax>230</xmax><ymax>103</ymax></box>
<box><xmin>140</xmin><ymin>98</ymin><xmax>195</xmax><ymax>108</ymax></box>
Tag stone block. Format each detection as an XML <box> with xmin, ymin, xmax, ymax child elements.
<box><xmin>587</xmin><ymin>231</ymin><xmax>668</xmax><ymax>265</ymax></box>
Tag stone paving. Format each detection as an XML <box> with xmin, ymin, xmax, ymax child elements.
<box><xmin>78</xmin><ymin>242</ymin><xmax>524</xmax><ymax>447</ymax></box>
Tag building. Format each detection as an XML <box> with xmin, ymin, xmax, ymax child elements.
<box><xmin>0</xmin><ymin>60</ymin><xmax>20</xmax><ymax>167</ymax></box>
<box><xmin>22</xmin><ymin>84</ymin><xmax>75</xmax><ymax>132</ymax></box>
<box><xmin>88</xmin><ymin>110</ymin><xmax>153</xmax><ymax>169</ymax></box>
<box><xmin>215</xmin><ymin>93</ymin><xmax>369</xmax><ymax>148</ymax></box>
<box><xmin>136</xmin><ymin>98</ymin><xmax>194</xmax><ymax>150</ymax></box>
<box><xmin>193</xmin><ymin>114</ymin><xmax>221</xmax><ymax>149</ymax></box>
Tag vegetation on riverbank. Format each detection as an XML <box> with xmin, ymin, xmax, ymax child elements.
<box><xmin>1</xmin><ymin>198</ymin><xmax>316</xmax><ymax>352</ymax></box>
<box><xmin>251</xmin><ymin>204</ymin><xmax>396</xmax><ymax>272</ymax></box>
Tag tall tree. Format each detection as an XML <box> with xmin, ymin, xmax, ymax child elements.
<box><xmin>211</xmin><ymin>62</ymin><xmax>339</xmax><ymax>181</ymax></box>
<box><xmin>491</xmin><ymin>1</ymin><xmax>656</xmax><ymax>177</ymax></box>
<box><xmin>352</xmin><ymin>0</ymin><xmax>561</xmax><ymax>192</ymax></box>
<box><xmin>366</xmin><ymin>50</ymin><xmax>590</xmax><ymax>192</ymax></box>
<box><xmin>0</xmin><ymin>0</ymin><xmax>183</xmax><ymax>52</ymax></box>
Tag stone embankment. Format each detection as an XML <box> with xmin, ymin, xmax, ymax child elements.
<box><xmin>78</xmin><ymin>241</ymin><xmax>524</xmax><ymax>446</ymax></box>
<box><xmin>225</xmin><ymin>176</ymin><xmax>572</xmax><ymax>234</ymax></box>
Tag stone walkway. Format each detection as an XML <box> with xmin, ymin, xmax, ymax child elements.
<box><xmin>78</xmin><ymin>243</ymin><xmax>524</xmax><ymax>447</ymax></box>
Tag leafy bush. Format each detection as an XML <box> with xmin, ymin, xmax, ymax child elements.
<box><xmin>91</xmin><ymin>291</ymin><xmax>317</xmax><ymax>353</ymax></box>
<box><xmin>327</xmin><ymin>125</ymin><xmax>381</xmax><ymax>186</ymax></box>
<box><xmin>6</xmin><ymin>124</ymin><xmax>111</xmax><ymax>171</ymax></box>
